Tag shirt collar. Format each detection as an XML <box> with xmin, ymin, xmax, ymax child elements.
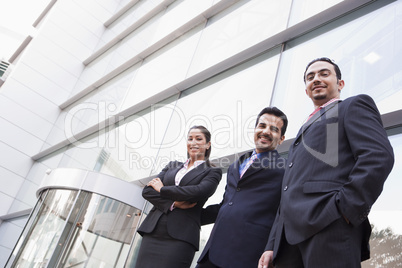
<box><xmin>251</xmin><ymin>150</ymin><xmax>270</xmax><ymax>159</ymax></box>
<box><xmin>320</xmin><ymin>97</ymin><xmax>340</xmax><ymax>109</ymax></box>
<box><xmin>183</xmin><ymin>159</ymin><xmax>205</xmax><ymax>169</ymax></box>
<box><xmin>309</xmin><ymin>97</ymin><xmax>340</xmax><ymax>118</ymax></box>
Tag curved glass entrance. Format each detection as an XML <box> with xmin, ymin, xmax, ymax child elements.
<box><xmin>6</xmin><ymin>168</ymin><xmax>145</xmax><ymax>268</ymax></box>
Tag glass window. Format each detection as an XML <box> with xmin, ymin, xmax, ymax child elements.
<box><xmin>99</xmin><ymin>95</ymin><xmax>180</xmax><ymax>181</ymax></box>
<box><xmin>364</xmin><ymin>131</ymin><xmax>402</xmax><ymax>267</ymax></box>
<box><xmin>44</xmin><ymin>64</ymin><xmax>139</xmax><ymax>150</ymax></box>
<box><xmin>77</xmin><ymin>0</ymin><xmax>215</xmax><ymax>93</ymax></box>
<box><xmin>104</xmin><ymin>198</ymin><xmax>113</xmax><ymax>212</ymax></box>
<box><xmin>120</xmin><ymin>24</ymin><xmax>203</xmax><ymax>110</ymax></box>
<box><xmin>56</xmin><ymin>135</ymin><xmax>104</xmax><ymax>171</ymax></box>
<box><xmin>272</xmin><ymin>0</ymin><xmax>402</xmax><ymax>138</ymax></box>
<box><xmin>99</xmin><ymin>0</ymin><xmax>165</xmax><ymax>47</ymax></box>
<box><xmin>7</xmin><ymin>189</ymin><xmax>143</xmax><ymax>268</ymax></box>
<box><xmin>57</xmin><ymin>193</ymin><xmax>141</xmax><ymax>268</ymax></box>
<box><xmin>149</xmin><ymin>0</ymin><xmax>215</xmax><ymax>44</ymax></box>
<box><xmin>75</xmin><ymin>12</ymin><xmax>164</xmax><ymax>93</ymax></box>
<box><xmin>187</xmin><ymin>0</ymin><xmax>291</xmax><ymax>77</ymax></box>
<box><xmin>152</xmin><ymin>48</ymin><xmax>281</xmax><ymax>174</ymax></box>
<box><xmin>288</xmin><ymin>0</ymin><xmax>344</xmax><ymax>27</ymax></box>
<box><xmin>76</xmin><ymin>63</ymin><xmax>140</xmax><ymax>119</ymax></box>
<box><xmin>97</xmin><ymin>197</ymin><xmax>106</xmax><ymax>214</ymax></box>
<box><xmin>8</xmin><ymin>189</ymin><xmax>80</xmax><ymax>268</ymax></box>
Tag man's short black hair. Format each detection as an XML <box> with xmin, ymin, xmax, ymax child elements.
<box><xmin>303</xmin><ymin>57</ymin><xmax>342</xmax><ymax>83</ymax></box>
<box><xmin>255</xmin><ymin>107</ymin><xmax>288</xmax><ymax>136</ymax></box>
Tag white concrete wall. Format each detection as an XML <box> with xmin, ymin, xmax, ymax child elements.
<box><xmin>0</xmin><ymin>0</ymin><xmax>127</xmax><ymax>266</ymax></box>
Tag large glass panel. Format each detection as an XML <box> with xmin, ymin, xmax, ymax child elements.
<box><xmin>152</xmin><ymin>48</ymin><xmax>281</xmax><ymax>174</ymax></box>
<box><xmin>9</xmin><ymin>189</ymin><xmax>79</xmax><ymax>267</ymax></box>
<box><xmin>76</xmin><ymin>0</ymin><xmax>215</xmax><ymax>93</ymax></box>
<box><xmin>99</xmin><ymin>95</ymin><xmax>180</xmax><ymax>181</ymax></box>
<box><xmin>56</xmin><ymin>132</ymin><xmax>106</xmax><ymax>172</ymax></box>
<box><xmin>187</xmin><ymin>0</ymin><xmax>291</xmax><ymax>77</ymax></box>
<box><xmin>364</xmin><ymin>131</ymin><xmax>402</xmax><ymax>267</ymax></box>
<box><xmin>5</xmin><ymin>192</ymin><xmax>46</xmax><ymax>267</ymax></box>
<box><xmin>7</xmin><ymin>189</ymin><xmax>142</xmax><ymax>268</ymax></box>
<box><xmin>74</xmin><ymin>13</ymin><xmax>164</xmax><ymax>94</ymax></box>
<box><xmin>272</xmin><ymin>0</ymin><xmax>402</xmax><ymax>138</ymax></box>
<box><xmin>78</xmin><ymin>64</ymin><xmax>140</xmax><ymax>124</ymax></box>
<box><xmin>57</xmin><ymin>193</ymin><xmax>141</xmax><ymax>268</ymax></box>
<box><xmin>98</xmin><ymin>0</ymin><xmax>165</xmax><ymax>48</ymax></box>
<box><xmin>149</xmin><ymin>0</ymin><xmax>215</xmax><ymax>44</ymax></box>
<box><xmin>120</xmin><ymin>24</ymin><xmax>203</xmax><ymax>110</ymax></box>
<box><xmin>43</xmin><ymin>63</ymin><xmax>139</xmax><ymax>151</ymax></box>
<box><xmin>288</xmin><ymin>0</ymin><xmax>344</xmax><ymax>27</ymax></box>
<box><xmin>41</xmin><ymin>95</ymin><xmax>180</xmax><ymax>181</ymax></box>
<box><xmin>125</xmin><ymin>202</ymin><xmax>151</xmax><ymax>267</ymax></box>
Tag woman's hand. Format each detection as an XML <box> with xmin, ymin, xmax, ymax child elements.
<box><xmin>174</xmin><ymin>201</ymin><xmax>197</xmax><ymax>209</ymax></box>
<box><xmin>147</xmin><ymin>178</ymin><xmax>164</xmax><ymax>192</ymax></box>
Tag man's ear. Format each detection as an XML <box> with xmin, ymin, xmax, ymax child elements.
<box><xmin>279</xmin><ymin>135</ymin><xmax>285</xmax><ymax>145</ymax></box>
<box><xmin>338</xmin><ymin>79</ymin><xmax>345</xmax><ymax>91</ymax></box>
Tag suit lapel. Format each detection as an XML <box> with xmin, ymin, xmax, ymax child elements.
<box><xmin>165</xmin><ymin>163</ymin><xmax>184</xmax><ymax>186</ymax></box>
<box><xmin>234</xmin><ymin>151</ymin><xmax>252</xmax><ymax>181</ymax></box>
<box><xmin>179</xmin><ymin>162</ymin><xmax>208</xmax><ymax>186</ymax></box>
<box><xmin>295</xmin><ymin>100</ymin><xmax>341</xmax><ymax>143</ymax></box>
<box><xmin>239</xmin><ymin>151</ymin><xmax>279</xmax><ymax>181</ymax></box>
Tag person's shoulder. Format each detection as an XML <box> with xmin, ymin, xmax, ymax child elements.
<box><xmin>343</xmin><ymin>94</ymin><xmax>375</xmax><ymax>104</ymax></box>
<box><xmin>342</xmin><ymin>94</ymin><xmax>379</xmax><ymax>111</ymax></box>
<box><xmin>261</xmin><ymin>150</ymin><xmax>287</xmax><ymax>168</ymax></box>
<box><xmin>209</xmin><ymin>165</ymin><xmax>223</xmax><ymax>174</ymax></box>
<box><xmin>165</xmin><ymin>160</ymin><xmax>184</xmax><ymax>168</ymax></box>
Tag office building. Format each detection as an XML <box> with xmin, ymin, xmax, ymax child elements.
<box><xmin>0</xmin><ymin>0</ymin><xmax>401</xmax><ymax>267</ymax></box>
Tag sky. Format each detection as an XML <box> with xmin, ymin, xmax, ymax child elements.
<box><xmin>0</xmin><ymin>0</ymin><xmax>50</xmax><ymax>60</ymax></box>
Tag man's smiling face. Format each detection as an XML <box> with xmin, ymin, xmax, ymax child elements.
<box><xmin>254</xmin><ymin>113</ymin><xmax>285</xmax><ymax>154</ymax></box>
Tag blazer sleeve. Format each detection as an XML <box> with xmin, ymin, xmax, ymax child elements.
<box><xmin>336</xmin><ymin>94</ymin><xmax>394</xmax><ymax>226</ymax></box>
<box><xmin>200</xmin><ymin>166</ymin><xmax>231</xmax><ymax>225</ymax></box>
<box><xmin>159</xmin><ymin>167</ymin><xmax>222</xmax><ymax>203</ymax></box>
<box><xmin>200</xmin><ymin>203</ymin><xmax>222</xmax><ymax>225</ymax></box>
<box><xmin>141</xmin><ymin>161</ymin><xmax>178</xmax><ymax>213</ymax></box>
<box><xmin>265</xmin><ymin>208</ymin><xmax>280</xmax><ymax>250</ymax></box>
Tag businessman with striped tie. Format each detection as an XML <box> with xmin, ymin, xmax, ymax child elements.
<box><xmin>197</xmin><ymin>107</ymin><xmax>288</xmax><ymax>268</ymax></box>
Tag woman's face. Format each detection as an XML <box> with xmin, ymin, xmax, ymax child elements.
<box><xmin>187</xmin><ymin>129</ymin><xmax>210</xmax><ymax>161</ymax></box>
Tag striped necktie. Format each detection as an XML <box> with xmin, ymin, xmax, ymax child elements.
<box><xmin>239</xmin><ymin>153</ymin><xmax>258</xmax><ymax>179</ymax></box>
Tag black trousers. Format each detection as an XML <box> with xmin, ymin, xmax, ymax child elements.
<box><xmin>275</xmin><ymin>217</ymin><xmax>364</xmax><ymax>268</ymax></box>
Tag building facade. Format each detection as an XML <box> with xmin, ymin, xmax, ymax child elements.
<box><xmin>0</xmin><ymin>0</ymin><xmax>401</xmax><ymax>267</ymax></box>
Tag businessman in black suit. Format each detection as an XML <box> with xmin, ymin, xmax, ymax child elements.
<box><xmin>197</xmin><ymin>107</ymin><xmax>288</xmax><ymax>268</ymax></box>
<box><xmin>259</xmin><ymin>58</ymin><xmax>394</xmax><ymax>268</ymax></box>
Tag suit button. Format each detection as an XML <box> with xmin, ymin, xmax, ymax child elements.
<box><xmin>229</xmin><ymin>202</ymin><xmax>233</xmax><ymax>206</ymax></box>
<box><xmin>288</xmin><ymin>162</ymin><xmax>293</xmax><ymax>168</ymax></box>
<box><xmin>283</xmin><ymin>186</ymin><xmax>288</xmax><ymax>191</ymax></box>
<box><xmin>236</xmin><ymin>188</ymin><xmax>241</xmax><ymax>192</ymax></box>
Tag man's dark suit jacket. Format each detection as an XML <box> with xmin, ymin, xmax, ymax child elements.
<box><xmin>138</xmin><ymin>161</ymin><xmax>222</xmax><ymax>250</ymax></box>
<box><xmin>266</xmin><ymin>94</ymin><xmax>394</xmax><ymax>261</ymax></box>
<box><xmin>199</xmin><ymin>150</ymin><xmax>285</xmax><ymax>268</ymax></box>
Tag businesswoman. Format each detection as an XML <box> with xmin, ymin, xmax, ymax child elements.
<box><xmin>134</xmin><ymin>126</ymin><xmax>222</xmax><ymax>268</ymax></box>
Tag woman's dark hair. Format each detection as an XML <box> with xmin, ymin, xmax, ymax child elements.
<box><xmin>303</xmin><ymin>57</ymin><xmax>342</xmax><ymax>83</ymax></box>
<box><xmin>255</xmin><ymin>107</ymin><xmax>288</xmax><ymax>136</ymax></box>
<box><xmin>187</xmin><ymin>125</ymin><xmax>213</xmax><ymax>167</ymax></box>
